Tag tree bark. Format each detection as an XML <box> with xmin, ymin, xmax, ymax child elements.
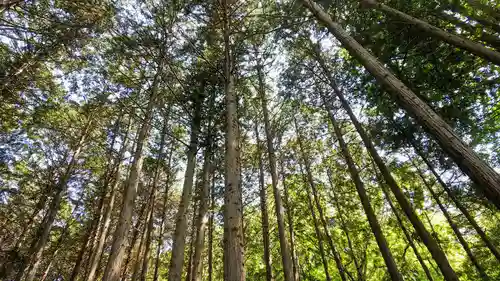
<box><xmin>256</xmin><ymin>53</ymin><xmax>294</xmax><ymax>281</ymax></box>
<box><xmin>302</xmin><ymin>0</ymin><xmax>500</xmax><ymax>209</ymax></box>
<box><xmin>190</xmin><ymin>146</ymin><xmax>213</xmax><ymax>281</ymax></box>
<box><xmin>326</xmin><ymin>170</ymin><xmax>364</xmax><ymax>281</ymax></box>
<box><xmin>297</xmin><ymin>160</ymin><xmax>331</xmax><ymax>281</ymax></box>
<box><xmin>295</xmin><ymin>124</ymin><xmax>347</xmax><ymax>281</ymax></box>
<box><xmin>102</xmin><ymin>86</ymin><xmax>156</xmax><ymax>281</ymax></box>
<box><xmin>280</xmin><ymin>164</ymin><xmax>300</xmax><ymax>281</ymax></box>
<box><xmin>19</xmin><ymin>120</ymin><xmax>91</xmax><ymax>281</ymax></box>
<box><xmin>208</xmin><ymin>173</ymin><xmax>215</xmax><ymax>281</ymax></box>
<box><xmin>167</xmin><ymin>90</ymin><xmax>202</xmax><ymax>281</ymax></box>
<box><xmin>324</xmin><ymin>110</ymin><xmax>403</xmax><ymax>281</ymax></box>
<box><xmin>359</xmin><ymin>0</ymin><xmax>500</xmax><ymax>65</ymax></box>
<box><xmin>255</xmin><ymin>123</ymin><xmax>274</xmax><ymax>281</ymax></box>
<box><xmin>131</xmin><ymin>218</ymin><xmax>148</xmax><ymax>281</ymax></box>
<box><xmin>415</xmin><ymin>165</ymin><xmax>489</xmax><ymax>280</ymax></box>
<box><xmin>222</xmin><ymin>0</ymin><xmax>244</xmax><ymax>280</ymax></box>
<box><xmin>315</xmin><ymin>50</ymin><xmax>458</xmax><ymax>281</ymax></box>
<box><xmin>407</xmin><ymin>136</ymin><xmax>500</xmax><ymax>263</ymax></box>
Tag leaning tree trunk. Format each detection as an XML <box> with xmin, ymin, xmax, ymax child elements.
<box><xmin>222</xmin><ymin>0</ymin><xmax>244</xmax><ymax>279</ymax></box>
<box><xmin>20</xmin><ymin>120</ymin><xmax>91</xmax><ymax>281</ymax></box>
<box><xmin>359</xmin><ymin>0</ymin><xmax>500</xmax><ymax>65</ymax></box>
<box><xmin>255</xmin><ymin>124</ymin><xmax>274</xmax><ymax>281</ymax></box>
<box><xmin>315</xmin><ymin>50</ymin><xmax>458</xmax><ymax>281</ymax></box>
<box><xmin>296</xmin><ymin>126</ymin><xmax>347</xmax><ymax>281</ymax></box>
<box><xmin>297</xmin><ymin>161</ymin><xmax>332</xmax><ymax>281</ymax></box>
<box><xmin>102</xmin><ymin>85</ymin><xmax>156</xmax><ymax>281</ymax></box>
<box><xmin>301</xmin><ymin>0</ymin><xmax>500</xmax><ymax>210</ymax></box>
<box><xmin>325</xmin><ymin>109</ymin><xmax>403</xmax><ymax>281</ymax></box>
<box><xmin>415</xmin><ymin>165</ymin><xmax>489</xmax><ymax>280</ymax></box>
<box><xmin>326</xmin><ymin>170</ymin><xmax>364</xmax><ymax>281</ymax></box>
<box><xmin>256</xmin><ymin>54</ymin><xmax>293</xmax><ymax>281</ymax></box>
<box><xmin>405</xmin><ymin>135</ymin><xmax>500</xmax><ymax>263</ymax></box>
<box><xmin>167</xmin><ymin>93</ymin><xmax>202</xmax><ymax>281</ymax></box>
<box><xmin>190</xmin><ymin>146</ymin><xmax>213</xmax><ymax>281</ymax></box>
<box><xmin>281</xmin><ymin>161</ymin><xmax>300</xmax><ymax>281</ymax></box>
<box><xmin>152</xmin><ymin>140</ymin><xmax>174</xmax><ymax>281</ymax></box>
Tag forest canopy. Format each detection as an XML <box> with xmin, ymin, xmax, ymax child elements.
<box><xmin>1</xmin><ymin>0</ymin><xmax>500</xmax><ymax>281</ymax></box>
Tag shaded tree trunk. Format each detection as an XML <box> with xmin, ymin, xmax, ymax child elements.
<box><xmin>301</xmin><ymin>0</ymin><xmax>500</xmax><ymax>210</ymax></box>
<box><xmin>167</xmin><ymin>92</ymin><xmax>202</xmax><ymax>281</ymax></box>
<box><xmin>222</xmin><ymin>0</ymin><xmax>244</xmax><ymax>279</ymax></box>
<box><xmin>326</xmin><ymin>170</ymin><xmax>364</xmax><ymax>281</ymax></box>
<box><xmin>359</xmin><ymin>0</ymin><xmax>500</xmax><ymax>65</ymax></box>
<box><xmin>255</xmin><ymin>123</ymin><xmax>274</xmax><ymax>281</ymax></box>
<box><xmin>256</xmin><ymin>52</ymin><xmax>294</xmax><ymax>281</ymax></box>
<box><xmin>295</xmin><ymin>123</ymin><xmax>347</xmax><ymax>281</ymax></box>
<box><xmin>281</xmin><ymin>165</ymin><xmax>300</xmax><ymax>281</ymax></box>
<box><xmin>19</xmin><ymin>120</ymin><xmax>92</xmax><ymax>281</ymax></box>
<box><xmin>102</xmin><ymin>84</ymin><xmax>157</xmax><ymax>281</ymax></box>
<box><xmin>315</xmin><ymin>50</ymin><xmax>458</xmax><ymax>281</ymax></box>
<box><xmin>208</xmin><ymin>173</ymin><xmax>215</xmax><ymax>281</ymax></box>
<box><xmin>324</xmin><ymin>108</ymin><xmax>403</xmax><ymax>281</ymax></box>
<box><xmin>415</xmin><ymin>165</ymin><xmax>489</xmax><ymax>280</ymax></box>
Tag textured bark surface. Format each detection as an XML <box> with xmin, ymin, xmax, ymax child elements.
<box><xmin>222</xmin><ymin>0</ymin><xmax>244</xmax><ymax>280</ymax></box>
<box><xmin>167</xmin><ymin>101</ymin><xmax>201</xmax><ymax>281</ymax></box>
<box><xmin>314</xmin><ymin>46</ymin><xmax>458</xmax><ymax>281</ymax></box>
<box><xmin>102</xmin><ymin>89</ymin><xmax>156</xmax><ymax>281</ymax></box>
<box><xmin>281</xmin><ymin>168</ymin><xmax>300</xmax><ymax>281</ymax></box>
<box><xmin>256</xmin><ymin>61</ymin><xmax>294</xmax><ymax>281</ymax></box>
<box><xmin>255</xmin><ymin>124</ymin><xmax>274</xmax><ymax>281</ymax></box>
<box><xmin>302</xmin><ymin>0</ymin><xmax>500</xmax><ymax>210</ymax></box>
<box><xmin>325</xmin><ymin>109</ymin><xmax>403</xmax><ymax>281</ymax></box>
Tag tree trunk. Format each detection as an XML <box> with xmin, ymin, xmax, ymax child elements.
<box><xmin>297</xmin><ymin>161</ymin><xmax>332</xmax><ymax>281</ymax></box>
<box><xmin>281</xmin><ymin>162</ymin><xmax>301</xmax><ymax>281</ymax></box>
<box><xmin>415</xmin><ymin>165</ymin><xmax>489</xmax><ymax>280</ymax></box>
<box><xmin>255</xmin><ymin>123</ymin><xmax>274</xmax><ymax>281</ymax></box>
<box><xmin>102</xmin><ymin>86</ymin><xmax>156</xmax><ymax>281</ymax></box>
<box><xmin>185</xmin><ymin>201</ymin><xmax>199</xmax><ymax>281</ymax></box>
<box><xmin>315</xmin><ymin>51</ymin><xmax>458</xmax><ymax>281</ymax></box>
<box><xmin>167</xmin><ymin>93</ymin><xmax>202</xmax><ymax>281</ymax></box>
<box><xmin>302</xmin><ymin>0</ymin><xmax>500</xmax><ymax>209</ymax></box>
<box><xmin>208</xmin><ymin>173</ymin><xmax>215</xmax><ymax>281</ymax></box>
<box><xmin>295</xmin><ymin>124</ymin><xmax>347</xmax><ymax>281</ymax></box>
<box><xmin>326</xmin><ymin>170</ymin><xmax>364</xmax><ymax>281</ymax></box>
<box><xmin>131</xmin><ymin>220</ymin><xmax>148</xmax><ymax>281</ymax></box>
<box><xmin>19</xmin><ymin>120</ymin><xmax>91</xmax><ymax>281</ymax></box>
<box><xmin>68</xmin><ymin>215</ymin><xmax>96</xmax><ymax>281</ymax></box>
<box><xmin>359</xmin><ymin>0</ymin><xmax>500</xmax><ymax>65</ymax></box>
<box><xmin>152</xmin><ymin>140</ymin><xmax>174</xmax><ymax>281</ymax></box>
<box><xmin>407</xmin><ymin>136</ymin><xmax>500</xmax><ymax>263</ymax></box>
<box><xmin>191</xmin><ymin>146</ymin><xmax>213</xmax><ymax>281</ymax></box>
<box><xmin>86</xmin><ymin>123</ymin><xmax>130</xmax><ymax>281</ymax></box>
<box><xmin>256</xmin><ymin>54</ymin><xmax>294</xmax><ymax>281</ymax></box>
<box><xmin>222</xmin><ymin>0</ymin><xmax>244</xmax><ymax>280</ymax></box>
<box><xmin>324</xmin><ymin>109</ymin><xmax>403</xmax><ymax>281</ymax></box>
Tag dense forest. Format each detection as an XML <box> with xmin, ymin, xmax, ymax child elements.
<box><xmin>1</xmin><ymin>0</ymin><xmax>500</xmax><ymax>280</ymax></box>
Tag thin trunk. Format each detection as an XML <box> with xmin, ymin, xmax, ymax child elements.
<box><xmin>131</xmin><ymin>221</ymin><xmax>148</xmax><ymax>281</ymax></box>
<box><xmin>102</xmin><ymin>85</ymin><xmax>157</xmax><ymax>281</ymax></box>
<box><xmin>68</xmin><ymin>217</ymin><xmax>95</xmax><ymax>281</ymax></box>
<box><xmin>324</xmin><ymin>110</ymin><xmax>403</xmax><ymax>281</ymax></box>
<box><xmin>256</xmin><ymin>53</ymin><xmax>293</xmax><ymax>281</ymax></box>
<box><xmin>191</xmin><ymin>147</ymin><xmax>213</xmax><ymax>281</ymax></box>
<box><xmin>222</xmin><ymin>0</ymin><xmax>244</xmax><ymax>280</ymax></box>
<box><xmin>297</xmin><ymin>162</ymin><xmax>331</xmax><ymax>281</ymax></box>
<box><xmin>416</xmin><ymin>166</ymin><xmax>489</xmax><ymax>280</ymax></box>
<box><xmin>185</xmin><ymin>201</ymin><xmax>199</xmax><ymax>281</ymax></box>
<box><xmin>86</xmin><ymin>123</ymin><xmax>131</xmax><ymax>281</ymax></box>
<box><xmin>167</xmin><ymin>94</ymin><xmax>202</xmax><ymax>281</ymax></box>
<box><xmin>208</xmin><ymin>173</ymin><xmax>215</xmax><ymax>281</ymax></box>
<box><xmin>121</xmin><ymin>193</ymin><xmax>151</xmax><ymax>280</ymax></box>
<box><xmin>295</xmin><ymin>125</ymin><xmax>347</xmax><ymax>281</ymax></box>
<box><xmin>281</xmin><ymin>164</ymin><xmax>300</xmax><ymax>281</ymax></box>
<box><xmin>152</xmin><ymin>143</ymin><xmax>174</xmax><ymax>281</ymax></box>
<box><xmin>407</xmin><ymin>137</ymin><xmax>500</xmax><ymax>262</ymax></box>
<box><xmin>302</xmin><ymin>0</ymin><xmax>500</xmax><ymax>209</ymax></box>
<box><xmin>20</xmin><ymin>121</ymin><xmax>91</xmax><ymax>281</ymax></box>
<box><xmin>326</xmin><ymin>170</ymin><xmax>364</xmax><ymax>281</ymax></box>
<box><xmin>359</xmin><ymin>0</ymin><xmax>500</xmax><ymax>65</ymax></box>
<box><xmin>315</xmin><ymin>52</ymin><xmax>458</xmax><ymax>281</ymax></box>
<box><xmin>255</xmin><ymin>124</ymin><xmax>274</xmax><ymax>281</ymax></box>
